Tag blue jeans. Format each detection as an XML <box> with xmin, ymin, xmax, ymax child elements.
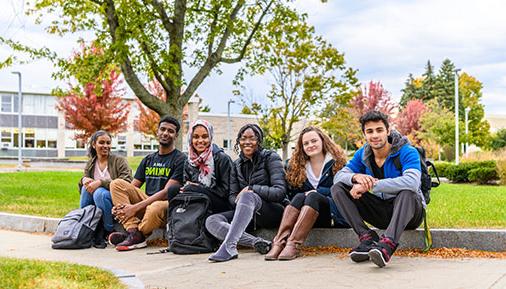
<box><xmin>80</xmin><ymin>186</ymin><xmax>114</xmax><ymax>232</ymax></box>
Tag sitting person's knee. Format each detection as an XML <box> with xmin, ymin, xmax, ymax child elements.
<box><xmin>110</xmin><ymin>179</ymin><xmax>128</xmax><ymax>191</ymax></box>
<box><xmin>238</xmin><ymin>190</ymin><xmax>256</xmax><ymax>202</ymax></box>
<box><xmin>397</xmin><ymin>190</ymin><xmax>416</xmax><ymax>199</ymax></box>
<box><xmin>331</xmin><ymin>182</ymin><xmax>349</xmax><ymax>199</ymax></box>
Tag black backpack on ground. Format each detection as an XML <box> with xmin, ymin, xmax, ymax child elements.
<box><xmin>166</xmin><ymin>190</ymin><xmax>218</xmax><ymax>254</ymax></box>
<box><xmin>51</xmin><ymin>205</ymin><xmax>103</xmax><ymax>249</ymax></box>
<box><xmin>393</xmin><ymin>146</ymin><xmax>440</xmax><ymax>205</ymax></box>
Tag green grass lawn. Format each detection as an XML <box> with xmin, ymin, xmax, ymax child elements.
<box><xmin>427</xmin><ymin>183</ymin><xmax>506</xmax><ymax>228</ymax></box>
<box><xmin>0</xmin><ymin>171</ymin><xmax>504</xmax><ymax>228</ymax></box>
<box><xmin>0</xmin><ymin>257</ymin><xmax>125</xmax><ymax>289</ymax></box>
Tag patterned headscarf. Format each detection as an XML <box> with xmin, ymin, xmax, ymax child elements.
<box><xmin>187</xmin><ymin>119</ymin><xmax>215</xmax><ymax>187</ymax></box>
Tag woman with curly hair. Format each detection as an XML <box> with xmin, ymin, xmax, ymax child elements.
<box><xmin>265</xmin><ymin>126</ymin><xmax>349</xmax><ymax>261</ymax></box>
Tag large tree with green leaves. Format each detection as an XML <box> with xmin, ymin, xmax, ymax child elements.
<box><xmin>237</xmin><ymin>6</ymin><xmax>358</xmax><ymax>159</ymax></box>
<box><xmin>458</xmin><ymin>72</ymin><xmax>491</xmax><ymax>148</ymax></box>
<box><xmin>1</xmin><ymin>0</ymin><xmax>291</xmax><ymax>147</ymax></box>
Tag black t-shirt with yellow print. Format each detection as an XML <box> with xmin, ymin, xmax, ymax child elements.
<box><xmin>134</xmin><ymin>149</ymin><xmax>185</xmax><ymax>196</ymax></box>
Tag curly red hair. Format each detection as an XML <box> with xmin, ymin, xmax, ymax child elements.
<box><xmin>286</xmin><ymin>126</ymin><xmax>347</xmax><ymax>188</ymax></box>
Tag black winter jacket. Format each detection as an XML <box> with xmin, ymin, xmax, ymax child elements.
<box><xmin>229</xmin><ymin>149</ymin><xmax>287</xmax><ymax>206</ymax></box>
<box><xmin>184</xmin><ymin>144</ymin><xmax>233</xmax><ymax>198</ymax></box>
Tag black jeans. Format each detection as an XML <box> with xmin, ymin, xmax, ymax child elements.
<box><xmin>331</xmin><ymin>182</ymin><xmax>423</xmax><ymax>243</ymax></box>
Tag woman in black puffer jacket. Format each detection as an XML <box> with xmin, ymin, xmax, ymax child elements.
<box><xmin>206</xmin><ymin>124</ymin><xmax>287</xmax><ymax>262</ymax></box>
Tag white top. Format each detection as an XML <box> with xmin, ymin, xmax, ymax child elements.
<box><xmin>305</xmin><ymin>153</ymin><xmax>333</xmax><ymax>189</ymax></box>
<box><xmin>93</xmin><ymin>163</ymin><xmax>111</xmax><ymax>181</ymax></box>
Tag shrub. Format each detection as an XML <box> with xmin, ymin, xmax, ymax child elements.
<box><xmin>446</xmin><ymin>165</ymin><xmax>469</xmax><ymax>182</ymax></box>
<box><xmin>497</xmin><ymin>160</ymin><xmax>506</xmax><ymax>185</ymax></box>
<box><xmin>445</xmin><ymin>161</ymin><xmax>497</xmax><ymax>183</ymax></box>
<box><xmin>468</xmin><ymin>167</ymin><xmax>499</xmax><ymax>184</ymax></box>
<box><xmin>432</xmin><ymin>161</ymin><xmax>452</xmax><ymax>178</ymax></box>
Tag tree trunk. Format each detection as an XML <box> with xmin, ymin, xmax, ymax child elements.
<box><xmin>282</xmin><ymin>143</ymin><xmax>288</xmax><ymax>161</ymax></box>
<box><xmin>163</xmin><ymin>105</ymin><xmax>184</xmax><ymax>151</ymax></box>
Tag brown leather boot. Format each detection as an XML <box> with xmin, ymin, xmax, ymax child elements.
<box><xmin>264</xmin><ymin>205</ymin><xmax>300</xmax><ymax>261</ymax></box>
<box><xmin>278</xmin><ymin>206</ymin><xmax>319</xmax><ymax>261</ymax></box>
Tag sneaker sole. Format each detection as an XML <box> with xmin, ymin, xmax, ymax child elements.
<box><xmin>116</xmin><ymin>241</ymin><xmax>147</xmax><ymax>251</ymax></box>
<box><xmin>108</xmin><ymin>233</ymin><xmax>128</xmax><ymax>246</ymax></box>
<box><xmin>349</xmin><ymin>251</ymin><xmax>370</xmax><ymax>263</ymax></box>
<box><xmin>368</xmin><ymin>249</ymin><xmax>387</xmax><ymax>268</ymax></box>
<box><xmin>208</xmin><ymin>254</ymin><xmax>238</xmax><ymax>262</ymax></box>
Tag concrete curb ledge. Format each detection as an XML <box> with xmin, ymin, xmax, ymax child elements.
<box><xmin>1</xmin><ymin>212</ymin><xmax>505</xmax><ymax>252</ymax></box>
<box><xmin>256</xmin><ymin>228</ymin><xmax>506</xmax><ymax>252</ymax></box>
<box><xmin>0</xmin><ymin>212</ymin><xmax>59</xmax><ymax>233</ymax></box>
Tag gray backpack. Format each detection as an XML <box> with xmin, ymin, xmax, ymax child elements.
<box><xmin>51</xmin><ymin>205</ymin><xmax>103</xmax><ymax>249</ymax></box>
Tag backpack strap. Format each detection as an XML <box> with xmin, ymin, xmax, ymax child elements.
<box><xmin>392</xmin><ymin>155</ymin><xmax>402</xmax><ymax>172</ymax></box>
<box><xmin>422</xmin><ymin>209</ymin><xmax>432</xmax><ymax>252</ymax></box>
<box><xmin>426</xmin><ymin>160</ymin><xmax>441</xmax><ymax>188</ymax></box>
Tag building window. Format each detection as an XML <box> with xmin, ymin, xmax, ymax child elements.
<box><xmin>13</xmin><ymin>132</ymin><xmax>20</xmax><ymax>148</ymax></box>
<box><xmin>24</xmin><ymin>132</ymin><xmax>35</xmax><ymax>148</ymax></box>
<box><xmin>1</xmin><ymin>129</ymin><xmax>12</xmax><ymax>144</ymax></box>
<box><xmin>36</xmin><ymin>140</ymin><xmax>47</xmax><ymax>148</ymax></box>
<box><xmin>223</xmin><ymin>139</ymin><xmax>231</xmax><ymax>148</ymax></box>
<box><xmin>76</xmin><ymin>140</ymin><xmax>85</xmax><ymax>149</ymax></box>
<box><xmin>48</xmin><ymin>140</ymin><xmax>57</xmax><ymax>148</ymax></box>
<box><xmin>1</xmin><ymin>95</ymin><xmax>12</xmax><ymax>112</ymax></box>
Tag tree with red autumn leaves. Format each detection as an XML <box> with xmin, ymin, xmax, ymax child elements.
<box><xmin>57</xmin><ymin>43</ymin><xmax>130</xmax><ymax>142</ymax></box>
<box><xmin>395</xmin><ymin>99</ymin><xmax>427</xmax><ymax>144</ymax></box>
<box><xmin>57</xmin><ymin>68</ymin><xmax>130</xmax><ymax>142</ymax></box>
<box><xmin>351</xmin><ymin>81</ymin><xmax>397</xmax><ymax>116</ymax></box>
<box><xmin>339</xmin><ymin>81</ymin><xmax>397</xmax><ymax>147</ymax></box>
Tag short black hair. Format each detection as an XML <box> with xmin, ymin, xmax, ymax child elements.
<box><xmin>359</xmin><ymin>110</ymin><xmax>389</xmax><ymax>132</ymax></box>
<box><xmin>159</xmin><ymin>115</ymin><xmax>181</xmax><ymax>133</ymax></box>
<box><xmin>234</xmin><ymin>123</ymin><xmax>264</xmax><ymax>154</ymax></box>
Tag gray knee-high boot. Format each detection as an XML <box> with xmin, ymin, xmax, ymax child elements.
<box><xmin>206</xmin><ymin>213</ymin><xmax>263</xmax><ymax>247</ymax></box>
<box><xmin>208</xmin><ymin>192</ymin><xmax>258</xmax><ymax>262</ymax></box>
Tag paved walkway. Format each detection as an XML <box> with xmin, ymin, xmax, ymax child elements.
<box><xmin>1</xmin><ymin>230</ymin><xmax>505</xmax><ymax>289</ymax></box>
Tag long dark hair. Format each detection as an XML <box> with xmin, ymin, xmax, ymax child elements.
<box><xmin>88</xmin><ymin>130</ymin><xmax>112</xmax><ymax>158</ymax></box>
<box><xmin>234</xmin><ymin>124</ymin><xmax>264</xmax><ymax>154</ymax></box>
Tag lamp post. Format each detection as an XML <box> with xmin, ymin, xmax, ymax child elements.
<box><xmin>465</xmin><ymin>107</ymin><xmax>470</xmax><ymax>156</ymax></box>
<box><xmin>11</xmin><ymin>71</ymin><xmax>22</xmax><ymax>171</ymax></box>
<box><xmin>227</xmin><ymin>99</ymin><xmax>235</xmax><ymax>153</ymax></box>
<box><xmin>454</xmin><ymin>68</ymin><xmax>461</xmax><ymax>165</ymax></box>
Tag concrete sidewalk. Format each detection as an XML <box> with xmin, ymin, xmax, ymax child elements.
<box><xmin>1</xmin><ymin>230</ymin><xmax>505</xmax><ymax>289</ymax></box>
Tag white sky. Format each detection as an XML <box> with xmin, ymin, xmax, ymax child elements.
<box><xmin>0</xmin><ymin>0</ymin><xmax>505</xmax><ymax>115</ymax></box>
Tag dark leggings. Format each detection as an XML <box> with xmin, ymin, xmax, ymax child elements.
<box><xmin>290</xmin><ymin>192</ymin><xmax>332</xmax><ymax>228</ymax></box>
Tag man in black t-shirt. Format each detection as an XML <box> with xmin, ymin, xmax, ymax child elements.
<box><xmin>109</xmin><ymin>116</ymin><xmax>185</xmax><ymax>251</ymax></box>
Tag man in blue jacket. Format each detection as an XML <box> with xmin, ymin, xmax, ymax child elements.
<box><xmin>332</xmin><ymin>111</ymin><xmax>424</xmax><ymax>268</ymax></box>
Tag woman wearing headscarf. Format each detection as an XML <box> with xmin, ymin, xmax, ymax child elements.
<box><xmin>178</xmin><ymin>119</ymin><xmax>232</xmax><ymax>214</ymax></box>
<box><xmin>205</xmin><ymin>124</ymin><xmax>287</xmax><ymax>262</ymax></box>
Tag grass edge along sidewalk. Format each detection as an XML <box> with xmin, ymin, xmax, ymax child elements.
<box><xmin>0</xmin><ymin>256</ymin><xmax>126</xmax><ymax>289</ymax></box>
